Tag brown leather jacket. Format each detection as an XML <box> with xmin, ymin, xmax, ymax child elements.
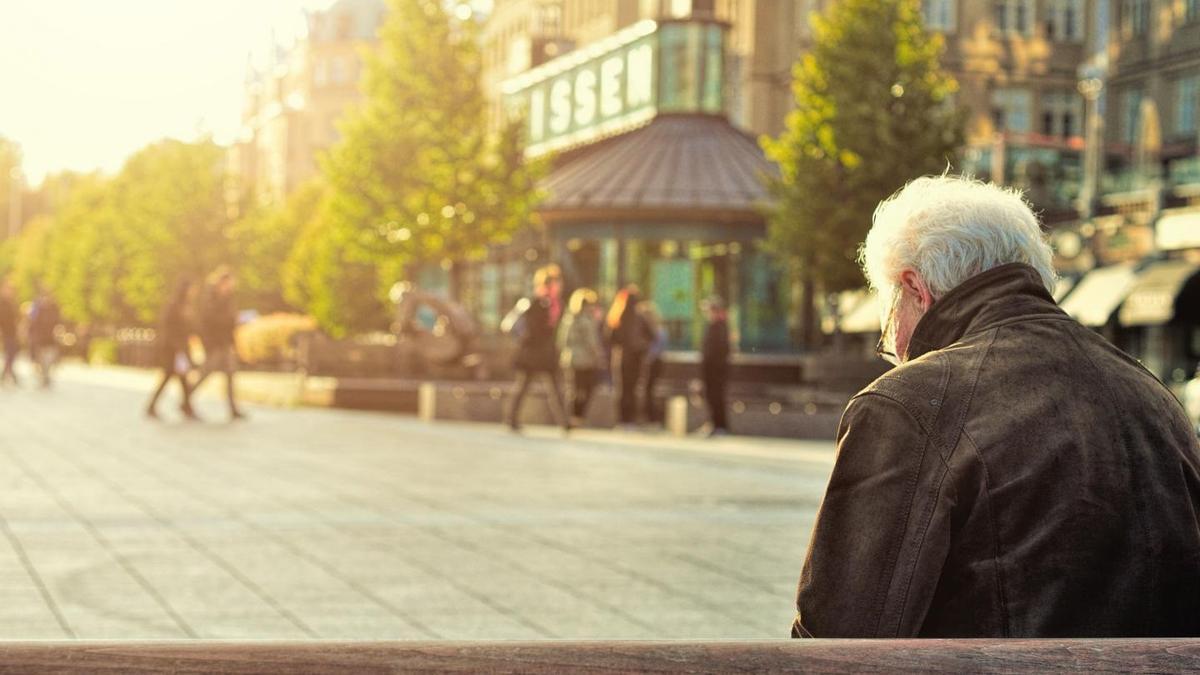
<box><xmin>794</xmin><ymin>263</ymin><xmax>1200</xmax><ymax>638</ymax></box>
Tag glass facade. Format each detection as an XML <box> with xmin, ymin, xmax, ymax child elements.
<box><xmin>553</xmin><ymin>225</ymin><xmax>789</xmax><ymax>353</ymax></box>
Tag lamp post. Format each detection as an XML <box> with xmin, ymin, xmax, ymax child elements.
<box><xmin>1076</xmin><ymin>69</ymin><xmax>1105</xmax><ymax>223</ymax></box>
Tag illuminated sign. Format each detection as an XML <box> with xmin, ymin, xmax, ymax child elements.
<box><xmin>502</xmin><ymin>20</ymin><xmax>726</xmax><ymax>157</ymax></box>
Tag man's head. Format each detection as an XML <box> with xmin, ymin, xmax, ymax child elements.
<box><xmin>701</xmin><ymin>296</ymin><xmax>726</xmax><ymax>322</ymax></box>
<box><xmin>861</xmin><ymin>175</ymin><xmax>1055</xmax><ymax>363</ymax></box>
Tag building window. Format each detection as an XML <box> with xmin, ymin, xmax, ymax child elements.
<box><xmin>1045</xmin><ymin>0</ymin><xmax>1082</xmax><ymax>41</ymax></box>
<box><xmin>1120</xmin><ymin>0</ymin><xmax>1149</xmax><ymax>34</ymax></box>
<box><xmin>1175</xmin><ymin>75</ymin><xmax>1200</xmax><ymax>136</ymax></box>
<box><xmin>922</xmin><ymin>0</ymin><xmax>956</xmax><ymax>31</ymax></box>
<box><xmin>994</xmin><ymin>0</ymin><xmax>1033</xmax><ymax>35</ymax></box>
<box><xmin>331</xmin><ymin>56</ymin><xmax>348</xmax><ymax>85</ymax></box>
<box><xmin>313</xmin><ymin>59</ymin><xmax>328</xmax><ymax>87</ymax></box>
<box><xmin>992</xmin><ymin>88</ymin><xmax>1033</xmax><ymax>133</ymax></box>
<box><xmin>1187</xmin><ymin>0</ymin><xmax>1199</xmax><ymax>22</ymax></box>
<box><xmin>1121</xmin><ymin>88</ymin><xmax>1143</xmax><ymax>143</ymax></box>
<box><xmin>1040</xmin><ymin>90</ymin><xmax>1082</xmax><ymax>138</ymax></box>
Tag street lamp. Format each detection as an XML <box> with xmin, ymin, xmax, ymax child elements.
<box><xmin>1076</xmin><ymin>65</ymin><xmax>1105</xmax><ymax>223</ymax></box>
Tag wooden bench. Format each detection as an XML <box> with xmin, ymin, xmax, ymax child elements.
<box><xmin>1</xmin><ymin>639</ymin><xmax>1198</xmax><ymax>673</ymax></box>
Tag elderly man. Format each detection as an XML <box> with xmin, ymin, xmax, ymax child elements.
<box><xmin>794</xmin><ymin>176</ymin><xmax>1200</xmax><ymax>638</ymax></box>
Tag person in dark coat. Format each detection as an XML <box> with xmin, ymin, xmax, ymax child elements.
<box><xmin>0</xmin><ymin>279</ymin><xmax>20</xmax><ymax>387</ymax></box>
<box><xmin>146</xmin><ymin>279</ymin><xmax>198</xmax><ymax>419</ymax></box>
<box><xmin>27</xmin><ymin>288</ymin><xmax>61</xmax><ymax>388</ymax></box>
<box><xmin>640</xmin><ymin>301</ymin><xmax>667</xmax><ymax>423</ymax></box>
<box><xmin>608</xmin><ymin>285</ymin><xmax>654</xmax><ymax>427</ymax></box>
<box><xmin>191</xmin><ymin>267</ymin><xmax>245</xmax><ymax>420</ymax></box>
<box><xmin>700</xmin><ymin>296</ymin><xmax>730</xmax><ymax>436</ymax></box>
<box><xmin>502</xmin><ymin>265</ymin><xmax>569</xmax><ymax>432</ymax></box>
<box><xmin>794</xmin><ymin>175</ymin><xmax>1200</xmax><ymax>639</ymax></box>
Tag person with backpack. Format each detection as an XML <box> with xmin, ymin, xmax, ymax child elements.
<box><xmin>559</xmin><ymin>288</ymin><xmax>605</xmax><ymax>426</ymax></box>
<box><xmin>502</xmin><ymin>265</ymin><xmax>569</xmax><ymax>432</ymax></box>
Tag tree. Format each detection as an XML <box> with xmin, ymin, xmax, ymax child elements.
<box><xmin>761</xmin><ymin>0</ymin><xmax>964</xmax><ymax>345</ymax></box>
<box><xmin>0</xmin><ymin>137</ymin><xmax>20</xmax><ymax>239</ymax></box>
<box><xmin>231</xmin><ymin>179</ymin><xmax>325</xmax><ymax>313</ymax></box>
<box><xmin>310</xmin><ymin>0</ymin><xmax>542</xmax><ymax>335</ymax></box>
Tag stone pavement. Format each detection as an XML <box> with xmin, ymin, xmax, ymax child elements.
<box><xmin>0</xmin><ymin>363</ymin><xmax>836</xmax><ymax>640</ymax></box>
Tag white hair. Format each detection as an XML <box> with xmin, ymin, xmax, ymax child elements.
<box><xmin>860</xmin><ymin>175</ymin><xmax>1056</xmax><ymax>299</ymax></box>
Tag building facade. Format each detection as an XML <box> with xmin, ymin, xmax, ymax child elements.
<box><xmin>230</xmin><ymin>0</ymin><xmax>386</xmax><ymax>207</ymax></box>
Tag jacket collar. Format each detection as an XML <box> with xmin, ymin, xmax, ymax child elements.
<box><xmin>905</xmin><ymin>262</ymin><xmax>1065</xmax><ymax>361</ymax></box>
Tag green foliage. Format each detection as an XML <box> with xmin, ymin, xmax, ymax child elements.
<box><xmin>0</xmin><ymin>137</ymin><xmax>20</xmax><ymax>237</ymax></box>
<box><xmin>307</xmin><ymin>0</ymin><xmax>543</xmax><ymax>335</ymax></box>
<box><xmin>231</xmin><ymin>180</ymin><xmax>325</xmax><ymax>313</ymax></box>
<box><xmin>761</xmin><ymin>0</ymin><xmax>964</xmax><ymax>293</ymax></box>
<box><xmin>5</xmin><ymin>140</ymin><xmax>234</xmax><ymax>326</ymax></box>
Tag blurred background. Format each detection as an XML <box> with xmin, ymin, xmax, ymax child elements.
<box><xmin>0</xmin><ymin>0</ymin><xmax>1198</xmax><ymax>644</ymax></box>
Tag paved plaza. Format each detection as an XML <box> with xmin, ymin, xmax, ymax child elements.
<box><xmin>0</xmin><ymin>365</ymin><xmax>835</xmax><ymax>640</ymax></box>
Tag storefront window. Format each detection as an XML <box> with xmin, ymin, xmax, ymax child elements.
<box><xmin>659</xmin><ymin>24</ymin><xmax>701</xmax><ymax>111</ymax></box>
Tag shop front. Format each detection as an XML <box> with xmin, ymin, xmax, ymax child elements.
<box><xmin>499</xmin><ymin>17</ymin><xmax>790</xmax><ymax>354</ymax></box>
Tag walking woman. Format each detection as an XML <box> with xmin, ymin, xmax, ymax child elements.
<box><xmin>607</xmin><ymin>285</ymin><xmax>653</xmax><ymax>427</ymax></box>
<box><xmin>146</xmin><ymin>278</ymin><xmax>198</xmax><ymax>419</ymax></box>
<box><xmin>502</xmin><ymin>265</ymin><xmax>570</xmax><ymax>432</ymax></box>
<box><xmin>559</xmin><ymin>288</ymin><xmax>605</xmax><ymax>426</ymax></box>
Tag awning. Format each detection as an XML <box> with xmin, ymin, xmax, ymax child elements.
<box><xmin>840</xmin><ymin>289</ymin><xmax>883</xmax><ymax>334</ymax></box>
<box><xmin>538</xmin><ymin>115</ymin><xmax>777</xmax><ymax>224</ymax></box>
<box><xmin>1118</xmin><ymin>259</ymin><xmax>1200</xmax><ymax>326</ymax></box>
<box><xmin>1156</xmin><ymin>209</ymin><xmax>1200</xmax><ymax>251</ymax></box>
<box><xmin>1059</xmin><ymin>263</ymin><xmax>1138</xmax><ymax>327</ymax></box>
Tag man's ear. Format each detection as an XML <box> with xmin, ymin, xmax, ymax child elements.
<box><xmin>898</xmin><ymin>269</ymin><xmax>935</xmax><ymax>312</ymax></box>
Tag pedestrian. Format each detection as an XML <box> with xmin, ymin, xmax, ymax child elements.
<box><xmin>639</xmin><ymin>301</ymin><xmax>667</xmax><ymax>423</ymax></box>
<box><xmin>191</xmin><ymin>267</ymin><xmax>246</xmax><ymax>420</ymax></box>
<box><xmin>146</xmin><ymin>278</ymin><xmax>198</xmax><ymax>420</ymax></box>
<box><xmin>793</xmin><ymin>175</ymin><xmax>1200</xmax><ymax>638</ymax></box>
<box><xmin>559</xmin><ymin>288</ymin><xmax>605</xmax><ymax>426</ymax></box>
<box><xmin>501</xmin><ymin>265</ymin><xmax>570</xmax><ymax>432</ymax></box>
<box><xmin>700</xmin><ymin>296</ymin><xmax>730</xmax><ymax>436</ymax></box>
<box><xmin>27</xmin><ymin>288</ymin><xmax>61</xmax><ymax>389</ymax></box>
<box><xmin>607</xmin><ymin>285</ymin><xmax>653</xmax><ymax>427</ymax></box>
<box><xmin>0</xmin><ymin>279</ymin><xmax>20</xmax><ymax>387</ymax></box>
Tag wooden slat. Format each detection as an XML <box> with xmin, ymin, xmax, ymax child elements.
<box><xmin>0</xmin><ymin>639</ymin><xmax>1199</xmax><ymax>674</ymax></box>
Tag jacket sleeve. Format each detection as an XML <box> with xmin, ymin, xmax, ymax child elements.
<box><xmin>793</xmin><ymin>392</ymin><xmax>948</xmax><ymax>638</ymax></box>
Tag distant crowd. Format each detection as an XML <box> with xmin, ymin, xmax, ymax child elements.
<box><xmin>501</xmin><ymin>264</ymin><xmax>730</xmax><ymax>436</ymax></box>
<box><xmin>0</xmin><ymin>269</ymin><xmax>246</xmax><ymax>422</ymax></box>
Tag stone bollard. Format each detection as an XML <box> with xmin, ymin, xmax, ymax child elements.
<box><xmin>666</xmin><ymin>395</ymin><xmax>689</xmax><ymax>437</ymax></box>
<box><xmin>418</xmin><ymin>382</ymin><xmax>437</xmax><ymax>422</ymax></box>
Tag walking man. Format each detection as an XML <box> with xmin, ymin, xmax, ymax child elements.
<box><xmin>192</xmin><ymin>267</ymin><xmax>245</xmax><ymax>420</ymax></box>
<box><xmin>700</xmin><ymin>296</ymin><xmax>730</xmax><ymax>436</ymax></box>
<box><xmin>0</xmin><ymin>280</ymin><xmax>19</xmax><ymax>387</ymax></box>
<box><xmin>793</xmin><ymin>176</ymin><xmax>1200</xmax><ymax>638</ymax></box>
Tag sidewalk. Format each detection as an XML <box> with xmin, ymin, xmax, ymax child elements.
<box><xmin>54</xmin><ymin>362</ymin><xmax>838</xmax><ymax>467</ymax></box>
<box><xmin>0</xmin><ymin>365</ymin><xmax>831</xmax><ymax>640</ymax></box>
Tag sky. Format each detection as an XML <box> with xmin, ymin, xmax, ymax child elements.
<box><xmin>0</xmin><ymin>0</ymin><xmax>336</xmax><ymax>185</ymax></box>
